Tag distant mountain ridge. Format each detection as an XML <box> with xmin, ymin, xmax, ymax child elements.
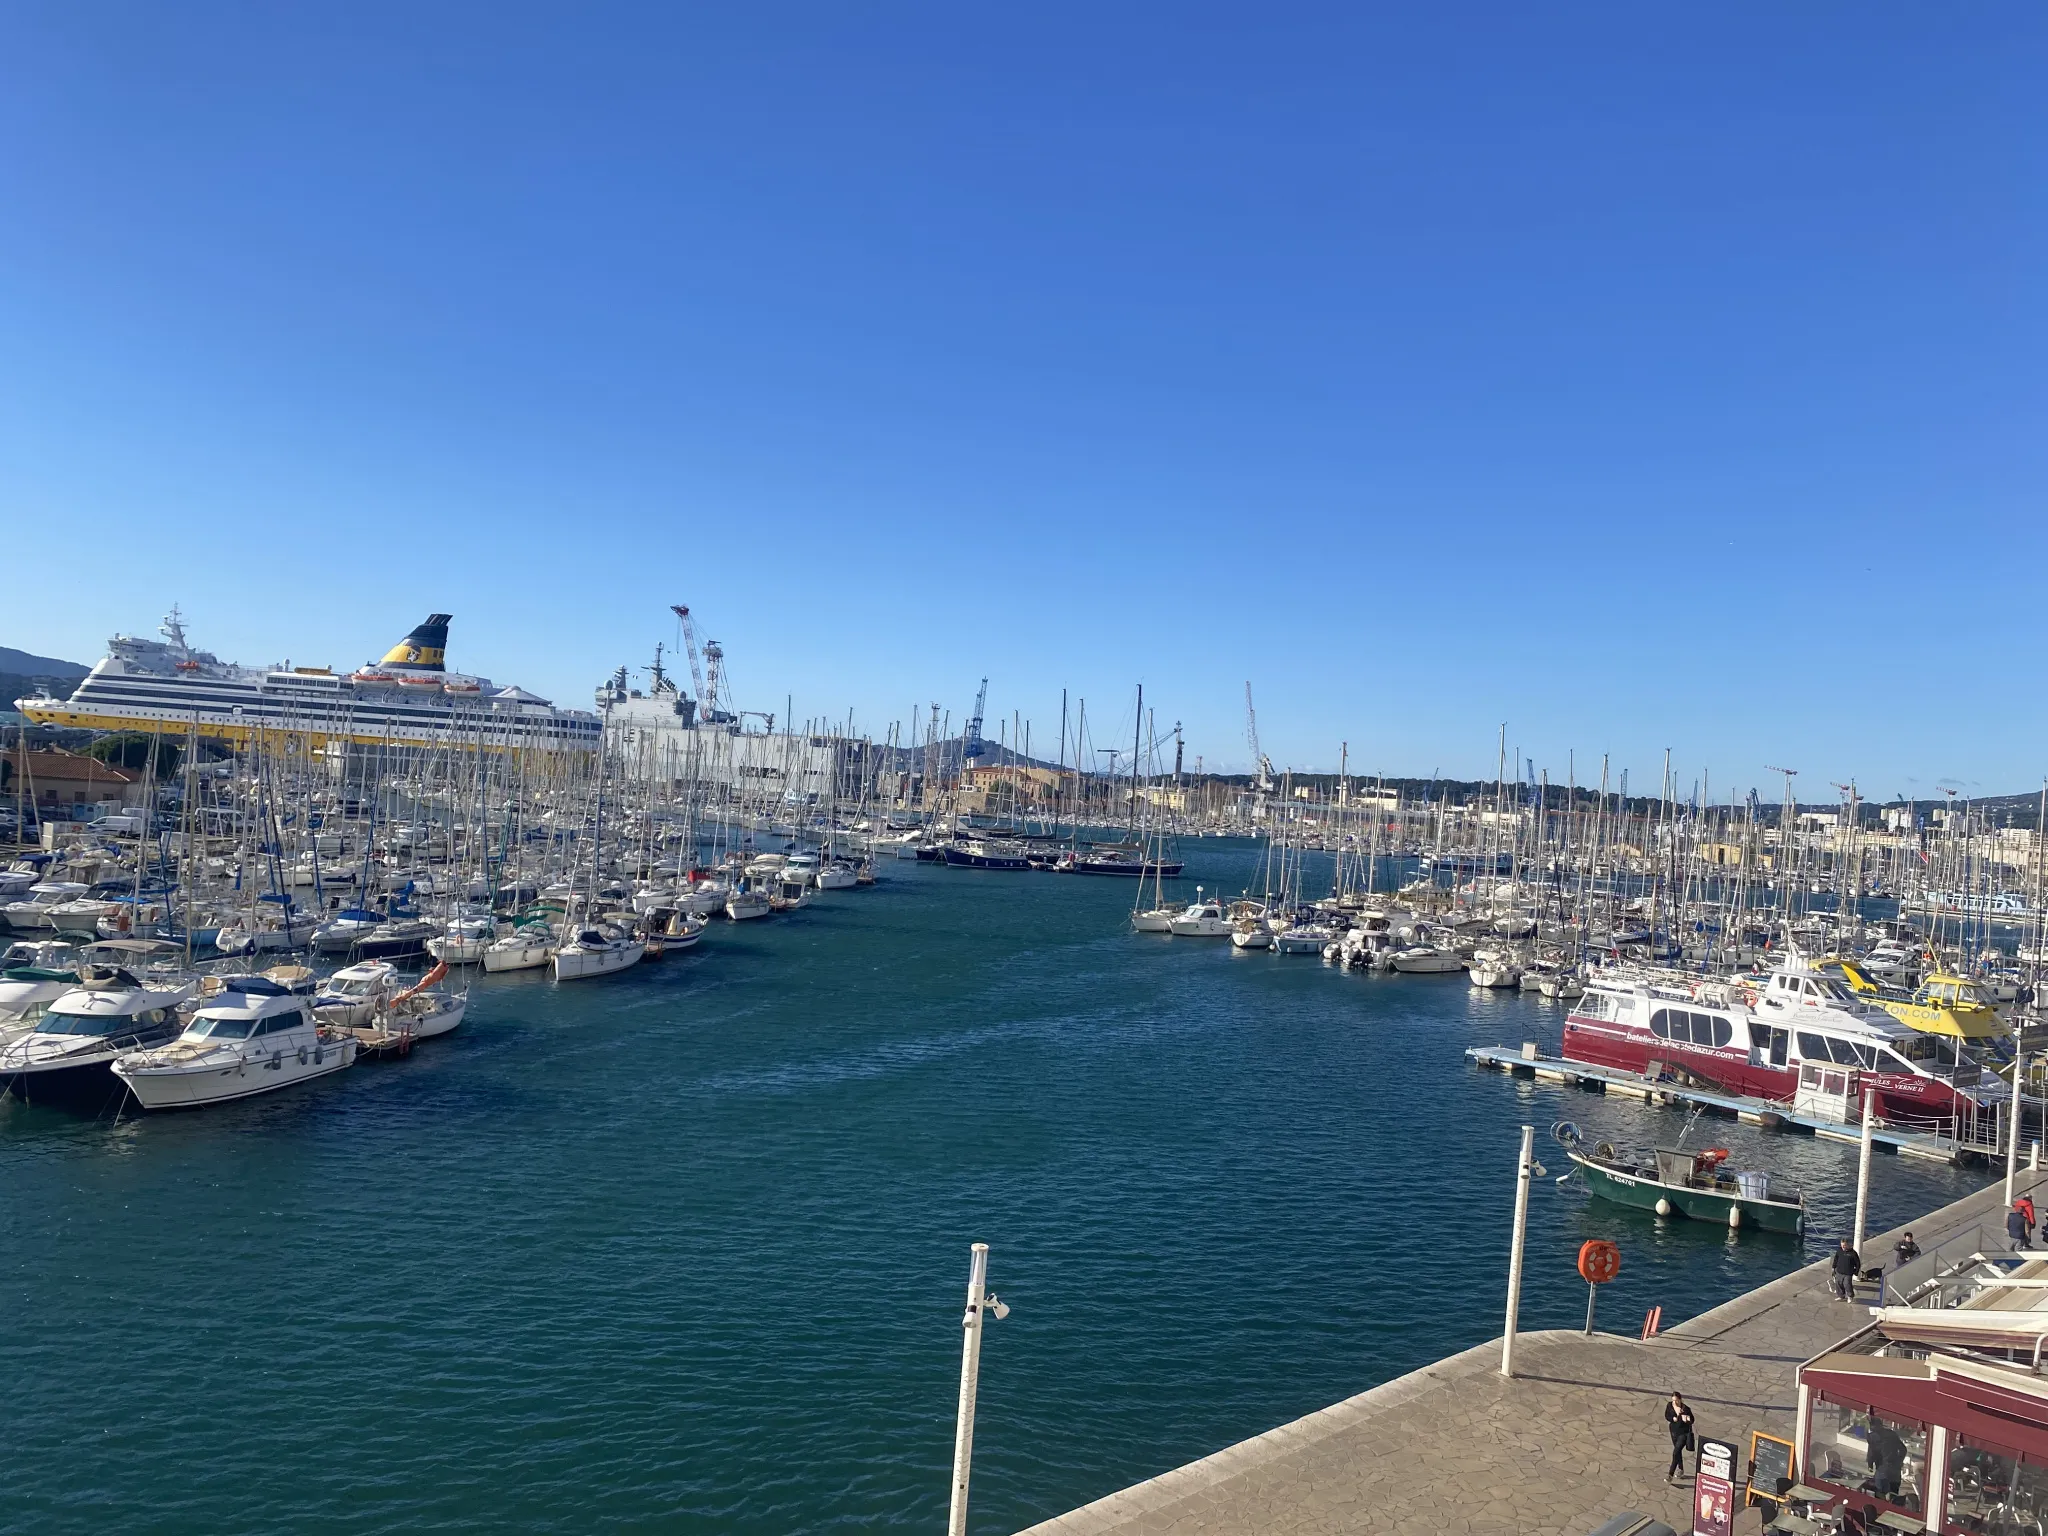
<box><xmin>0</xmin><ymin>646</ymin><xmax>89</xmax><ymax>679</ymax></box>
<box><xmin>1</xmin><ymin>645</ymin><xmax>89</xmax><ymax>711</ymax></box>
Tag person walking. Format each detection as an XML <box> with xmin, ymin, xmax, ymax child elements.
<box><xmin>1664</xmin><ymin>1391</ymin><xmax>1696</xmax><ymax>1483</ymax></box>
<box><xmin>2019</xmin><ymin>1193</ymin><xmax>2036</xmax><ymax>1243</ymax></box>
<box><xmin>1831</xmin><ymin>1238</ymin><xmax>1862</xmax><ymax>1300</ymax></box>
<box><xmin>2009</xmin><ymin>1203</ymin><xmax>2032</xmax><ymax>1252</ymax></box>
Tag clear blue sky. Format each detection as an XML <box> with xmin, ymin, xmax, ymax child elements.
<box><xmin>2</xmin><ymin>5</ymin><xmax>2041</xmax><ymax>800</ymax></box>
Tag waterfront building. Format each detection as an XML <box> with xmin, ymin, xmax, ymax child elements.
<box><xmin>1797</xmin><ymin>1252</ymin><xmax>2048</xmax><ymax>1530</ymax></box>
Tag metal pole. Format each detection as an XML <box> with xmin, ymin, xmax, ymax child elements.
<box><xmin>1853</xmin><ymin>1087</ymin><xmax>1876</xmax><ymax>1255</ymax></box>
<box><xmin>1500</xmin><ymin>1125</ymin><xmax>1535</xmax><ymax>1378</ymax></box>
<box><xmin>2008</xmin><ymin>1047</ymin><xmax>2026</xmax><ymax>1209</ymax></box>
<box><xmin>948</xmin><ymin>1243</ymin><xmax>990</xmax><ymax>1536</ymax></box>
<box><xmin>1584</xmin><ymin>1281</ymin><xmax>1598</xmax><ymax>1335</ymax></box>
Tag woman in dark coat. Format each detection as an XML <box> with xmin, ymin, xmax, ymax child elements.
<box><xmin>1664</xmin><ymin>1391</ymin><xmax>1696</xmax><ymax>1482</ymax></box>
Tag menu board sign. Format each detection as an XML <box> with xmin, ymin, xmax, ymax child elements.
<box><xmin>1746</xmin><ymin>1432</ymin><xmax>1794</xmax><ymax>1508</ymax></box>
<box><xmin>1693</xmin><ymin>1438</ymin><xmax>1735</xmax><ymax>1536</ymax></box>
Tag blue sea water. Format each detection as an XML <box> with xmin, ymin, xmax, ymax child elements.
<box><xmin>0</xmin><ymin>842</ymin><xmax>1985</xmax><ymax>1533</ymax></box>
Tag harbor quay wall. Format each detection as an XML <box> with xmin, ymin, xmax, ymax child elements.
<box><xmin>1010</xmin><ymin>1172</ymin><xmax>2036</xmax><ymax>1536</ymax></box>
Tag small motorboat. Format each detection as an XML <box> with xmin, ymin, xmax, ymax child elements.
<box><xmin>1554</xmin><ymin>1121</ymin><xmax>1804</xmax><ymax>1234</ymax></box>
<box><xmin>1168</xmin><ymin>891</ymin><xmax>1231</xmax><ymax>938</ymax></box>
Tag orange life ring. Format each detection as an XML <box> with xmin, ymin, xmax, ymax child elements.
<box><xmin>1578</xmin><ymin>1239</ymin><xmax>1621</xmax><ymax>1285</ymax></box>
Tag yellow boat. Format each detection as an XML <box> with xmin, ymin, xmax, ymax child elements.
<box><xmin>1816</xmin><ymin>957</ymin><xmax>2004</xmax><ymax>1041</ymax></box>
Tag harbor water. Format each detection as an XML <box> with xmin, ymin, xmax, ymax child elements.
<box><xmin>1</xmin><ymin>840</ymin><xmax>1986</xmax><ymax>1533</ymax></box>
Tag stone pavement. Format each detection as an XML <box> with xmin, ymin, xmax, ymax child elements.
<box><xmin>1014</xmin><ymin>1168</ymin><xmax>2047</xmax><ymax>1536</ymax></box>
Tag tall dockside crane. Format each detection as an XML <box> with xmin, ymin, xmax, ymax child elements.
<box><xmin>963</xmin><ymin>679</ymin><xmax>989</xmax><ymax>761</ymax></box>
<box><xmin>1245</xmin><ymin>682</ymin><xmax>1275</xmax><ymax>820</ymax></box>
<box><xmin>669</xmin><ymin>605</ymin><xmax>709</xmax><ymax>705</ymax></box>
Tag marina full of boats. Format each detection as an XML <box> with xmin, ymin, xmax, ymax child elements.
<box><xmin>1118</xmin><ymin>752</ymin><xmax>2048</xmax><ymax>1158</ymax></box>
<box><xmin>12</xmin><ymin>609</ymin><xmax>2048</xmax><ymax>1152</ymax></box>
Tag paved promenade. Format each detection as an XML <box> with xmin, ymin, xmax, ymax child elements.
<box><xmin>1015</xmin><ymin>1168</ymin><xmax>2041</xmax><ymax>1536</ymax></box>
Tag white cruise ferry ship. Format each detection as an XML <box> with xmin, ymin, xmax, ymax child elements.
<box><xmin>16</xmin><ymin>611</ymin><xmax>600</xmax><ymax>753</ymax></box>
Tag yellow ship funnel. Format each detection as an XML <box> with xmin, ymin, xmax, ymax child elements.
<box><xmin>379</xmin><ymin>614</ymin><xmax>451</xmax><ymax>671</ymax></box>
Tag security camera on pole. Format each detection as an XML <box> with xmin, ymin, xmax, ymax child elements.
<box><xmin>947</xmin><ymin>1242</ymin><xmax>1009</xmax><ymax>1536</ymax></box>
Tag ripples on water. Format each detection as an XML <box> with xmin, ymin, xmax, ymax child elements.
<box><xmin>0</xmin><ymin>845</ymin><xmax>1986</xmax><ymax>1532</ymax></box>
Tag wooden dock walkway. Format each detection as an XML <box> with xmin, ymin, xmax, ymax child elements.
<box><xmin>1464</xmin><ymin>1043</ymin><xmax>2006</xmax><ymax>1165</ymax></box>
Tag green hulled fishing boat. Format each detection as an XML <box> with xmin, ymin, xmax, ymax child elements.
<box><xmin>1554</xmin><ymin>1122</ymin><xmax>1805</xmax><ymax>1234</ymax></box>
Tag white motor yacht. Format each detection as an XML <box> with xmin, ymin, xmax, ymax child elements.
<box><xmin>0</xmin><ymin>859</ymin><xmax>54</xmax><ymax>900</ymax></box>
<box><xmin>0</xmin><ymin>964</ymin><xmax>195</xmax><ymax>1106</ymax></box>
<box><xmin>481</xmin><ymin>924</ymin><xmax>556</xmax><ymax>973</ymax></box>
<box><xmin>1168</xmin><ymin>892</ymin><xmax>1231</xmax><ymax>937</ymax></box>
<box><xmin>312</xmin><ymin>961</ymin><xmax>399</xmax><ymax>1027</ymax></box>
<box><xmin>0</xmin><ymin>940</ymin><xmax>83</xmax><ymax>1036</ymax></box>
<box><xmin>552</xmin><ymin>926</ymin><xmax>644</xmax><ymax>981</ymax></box>
<box><xmin>49</xmin><ymin>890</ymin><xmax>125</xmax><ymax>937</ymax></box>
<box><xmin>1391</xmin><ymin>945</ymin><xmax>1466</xmax><ymax>974</ymax></box>
<box><xmin>3</xmin><ymin>882</ymin><xmax>91</xmax><ymax>931</ymax></box>
<box><xmin>113</xmin><ymin>979</ymin><xmax>357</xmax><ymax>1110</ymax></box>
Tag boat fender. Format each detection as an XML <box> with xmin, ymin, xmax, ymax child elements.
<box><xmin>1655</xmin><ymin>1198</ymin><xmax>1673</xmax><ymax>1217</ymax></box>
<box><xmin>270</xmin><ymin>1050</ymin><xmax>282</xmax><ymax>1071</ymax></box>
<box><xmin>1727</xmin><ymin>1205</ymin><xmax>1742</xmax><ymax>1229</ymax></box>
<box><xmin>299</xmin><ymin>1045</ymin><xmax>309</xmax><ymax>1066</ymax></box>
<box><xmin>314</xmin><ymin>1044</ymin><xmax>323</xmax><ymax>1066</ymax></box>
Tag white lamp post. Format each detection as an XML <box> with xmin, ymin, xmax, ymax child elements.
<box><xmin>948</xmin><ymin>1242</ymin><xmax>1008</xmax><ymax>1536</ymax></box>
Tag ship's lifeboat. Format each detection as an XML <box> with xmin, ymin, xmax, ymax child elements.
<box><xmin>442</xmin><ymin>677</ymin><xmax>483</xmax><ymax>694</ymax></box>
<box><xmin>396</xmin><ymin>674</ymin><xmax>443</xmax><ymax>688</ymax></box>
<box><xmin>175</xmin><ymin>659</ymin><xmax>203</xmax><ymax>672</ymax></box>
<box><xmin>351</xmin><ymin>669</ymin><xmax>397</xmax><ymax>684</ymax></box>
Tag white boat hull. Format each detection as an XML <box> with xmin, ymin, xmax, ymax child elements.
<box><xmin>482</xmin><ymin>938</ymin><xmax>554</xmax><ymax>973</ymax></box>
<box><xmin>552</xmin><ymin>941</ymin><xmax>644</xmax><ymax>980</ymax></box>
<box><xmin>1392</xmin><ymin>950</ymin><xmax>1465</xmax><ymax>974</ymax></box>
<box><xmin>117</xmin><ymin>1034</ymin><xmax>358</xmax><ymax>1110</ymax></box>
